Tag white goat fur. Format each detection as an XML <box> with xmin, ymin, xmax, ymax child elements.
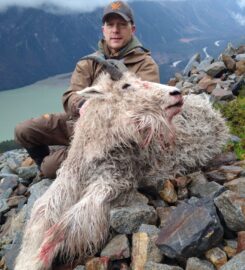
<box><xmin>15</xmin><ymin>72</ymin><xmax>229</xmax><ymax>270</ymax></box>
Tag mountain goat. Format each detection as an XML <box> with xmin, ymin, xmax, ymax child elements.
<box><xmin>14</xmin><ymin>59</ymin><xmax>229</xmax><ymax>270</ymax></box>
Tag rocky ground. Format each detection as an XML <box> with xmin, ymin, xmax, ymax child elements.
<box><xmin>0</xmin><ymin>43</ymin><xmax>245</xmax><ymax>270</ymax></box>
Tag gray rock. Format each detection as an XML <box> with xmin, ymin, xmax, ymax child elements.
<box><xmin>2</xmin><ymin>232</ymin><xmax>23</xmax><ymax>270</ymax></box>
<box><xmin>214</xmin><ymin>190</ymin><xmax>245</xmax><ymax>231</ymax></box>
<box><xmin>73</xmin><ymin>266</ymin><xmax>85</xmax><ymax>270</ymax></box>
<box><xmin>0</xmin><ymin>174</ymin><xmax>18</xmax><ymax>191</ymax></box>
<box><xmin>6</xmin><ymin>156</ymin><xmax>24</xmax><ymax>172</ymax></box>
<box><xmin>26</xmin><ymin>179</ymin><xmax>52</xmax><ymax>219</ymax></box>
<box><xmin>220</xmin><ymin>250</ymin><xmax>245</xmax><ymax>270</ymax></box>
<box><xmin>222</xmin><ymin>43</ymin><xmax>236</xmax><ymax>57</ymax></box>
<box><xmin>204</xmin><ymin>62</ymin><xmax>226</xmax><ymax>77</ymax></box>
<box><xmin>110</xmin><ymin>204</ymin><xmax>157</xmax><ymax>234</ymax></box>
<box><xmin>100</xmin><ymin>234</ymin><xmax>130</xmax><ymax>260</ymax></box>
<box><xmin>16</xmin><ymin>165</ymin><xmax>39</xmax><ymax>180</ymax></box>
<box><xmin>0</xmin><ymin>188</ymin><xmax>12</xmax><ymax>200</ymax></box>
<box><xmin>183</xmin><ymin>53</ymin><xmax>201</xmax><ymax>76</ymax></box>
<box><xmin>0</xmin><ymin>165</ymin><xmax>14</xmax><ymax>174</ymax></box>
<box><xmin>0</xmin><ymin>198</ymin><xmax>9</xmax><ymax>220</ymax></box>
<box><xmin>156</xmin><ymin>198</ymin><xmax>223</xmax><ymax>260</ymax></box>
<box><xmin>197</xmin><ymin>57</ymin><xmax>214</xmax><ymax>72</ymax></box>
<box><xmin>224</xmin><ymin>177</ymin><xmax>245</xmax><ymax>195</ymax></box>
<box><xmin>186</xmin><ymin>257</ymin><xmax>215</xmax><ymax>270</ymax></box>
<box><xmin>235</xmin><ymin>53</ymin><xmax>245</xmax><ymax>61</ymax></box>
<box><xmin>138</xmin><ymin>224</ymin><xmax>160</xmax><ymax>235</ymax></box>
<box><xmin>189</xmin><ymin>181</ymin><xmax>225</xmax><ymax>199</ymax></box>
<box><xmin>144</xmin><ymin>262</ymin><xmax>183</xmax><ymax>270</ymax></box>
<box><xmin>211</xmin><ymin>84</ymin><xmax>234</xmax><ymax>101</ymax></box>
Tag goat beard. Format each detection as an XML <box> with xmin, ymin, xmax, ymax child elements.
<box><xmin>135</xmin><ymin>115</ymin><xmax>176</xmax><ymax>149</ymax></box>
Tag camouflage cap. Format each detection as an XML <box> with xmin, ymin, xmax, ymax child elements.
<box><xmin>102</xmin><ymin>1</ymin><xmax>134</xmax><ymax>24</ymax></box>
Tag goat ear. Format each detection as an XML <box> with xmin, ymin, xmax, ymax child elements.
<box><xmin>76</xmin><ymin>86</ymin><xmax>104</xmax><ymax>99</ymax></box>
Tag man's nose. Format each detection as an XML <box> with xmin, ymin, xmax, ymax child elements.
<box><xmin>111</xmin><ymin>25</ymin><xmax>120</xmax><ymax>32</ymax></box>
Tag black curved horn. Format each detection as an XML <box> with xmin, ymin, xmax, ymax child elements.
<box><xmin>81</xmin><ymin>55</ymin><xmax>127</xmax><ymax>81</ymax></box>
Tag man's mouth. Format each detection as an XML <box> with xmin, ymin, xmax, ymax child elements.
<box><xmin>111</xmin><ymin>37</ymin><xmax>122</xmax><ymax>41</ymax></box>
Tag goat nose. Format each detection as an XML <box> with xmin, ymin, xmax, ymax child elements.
<box><xmin>169</xmin><ymin>89</ymin><xmax>181</xmax><ymax>96</ymax></box>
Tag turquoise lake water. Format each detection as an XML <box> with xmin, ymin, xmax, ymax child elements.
<box><xmin>0</xmin><ymin>73</ymin><xmax>71</xmax><ymax>141</ymax></box>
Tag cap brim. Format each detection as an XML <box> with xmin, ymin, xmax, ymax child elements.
<box><xmin>102</xmin><ymin>12</ymin><xmax>131</xmax><ymax>23</ymax></box>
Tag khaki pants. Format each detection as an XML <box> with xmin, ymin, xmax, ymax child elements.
<box><xmin>15</xmin><ymin>113</ymin><xmax>75</xmax><ymax>179</ymax></box>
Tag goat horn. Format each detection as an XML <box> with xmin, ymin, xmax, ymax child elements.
<box><xmin>81</xmin><ymin>55</ymin><xmax>127</xmax><ymax>81</ymax></box>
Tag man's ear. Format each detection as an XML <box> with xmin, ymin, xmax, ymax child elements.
<box><xmin>76</xmin><ymin>86</ymin><xmax>104</xmax><ymax>99</ymax></box>
<box><xmin>131</xmin><ymin>24</ymin><xmax>136</xmax><ymax>34</ymax></box>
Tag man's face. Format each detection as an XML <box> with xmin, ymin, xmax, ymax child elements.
<box><xmin>102</xmin><ymin>14</ymin><xmax>136</xmax><ymax>53</ymax></box>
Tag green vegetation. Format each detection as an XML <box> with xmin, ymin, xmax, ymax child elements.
<box><xmin>217</xmin><ymin>87</ymin><xmax>245</xmax><ymax>160</ymax></box>
<box><xmin>0</xmin><ymin>140</ymin><xmax>22</xmax><ymax>153</ymax></box>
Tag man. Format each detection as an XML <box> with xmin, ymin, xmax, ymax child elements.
<box><xmin>15</xmin><ymin>1</ymin><xmax>160</xmax><ymax>179</ymax></box>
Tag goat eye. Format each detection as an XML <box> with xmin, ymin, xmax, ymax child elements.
<box><xmin>122</xmin><ymin>83</ymin><xmax>131</xmax><ymax>90</ymax></box>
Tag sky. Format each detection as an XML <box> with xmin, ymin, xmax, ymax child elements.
<box><xmin>0</xmin><ymin>0</ymin><xmax>244</xmax><ymax>13</ymax></box>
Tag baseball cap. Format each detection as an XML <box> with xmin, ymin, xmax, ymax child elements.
<box><xmin>102</xmin><ymin>1</ymin><xmax>134</xmax><ymax>24</ymax></box>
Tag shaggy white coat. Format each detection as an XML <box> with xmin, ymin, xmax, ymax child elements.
<box><xmin>14</xmin><ymin>72</ymin><xmax>229</xmax><ymax>270</ymax></box>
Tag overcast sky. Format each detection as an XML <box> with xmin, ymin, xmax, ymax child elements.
<box><xmin>0</xmin><ymin>0</ymin><xmax>244</xmax><ymax>13</ymax></box>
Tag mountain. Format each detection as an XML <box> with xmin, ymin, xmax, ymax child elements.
<box><xmin>0</xmin><ymin>0</ymin><xmax>244</xmax><ymax>90</ymax></box>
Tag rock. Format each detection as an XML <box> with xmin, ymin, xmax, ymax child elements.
<box><xmin>0</xmin><ymin>175</ymin><xmax>18</xmax><ymax>192</ymax></box>
<box><xmin>85</xmin><ymin>257</ymin><xmax>110</xmax><ymax>270</ymax></box>
<box><xmin>220</xmin><ymin>165</ymin><xmax>243</xmax><ymax>179</ymax></box>
<box><xmin>2</xmin><ymin>232</ymin><xmax>23</xmax><ymax>270</ymax></box>
<box><xmin>100</xmin><ymin>234</ymin><xmax>130</xmax><ymax>260</ymax></box>
<box><xmin>0</xmin><ymin>199</ymin><xmax>9</xmax><ymax>223</ymax></box>
<box><xmin>189</xmin><ymin>181</ymin><xmax>225</xmax><ymax>199</ymax></box>
<box><xmin>197</xmin><ymin>57</ymin><xmax>214</xmax><ymax>72</ymax></box>
<box><xmin>214</xmin><ymin>190</ymin><xmax>245</xmax><ymax>232</ymax></box>
<box><xmin>156</xmin><ymin>206</ymin><xmax>175</xmax><ymax>227</ymax></box>
<box><xmin>204</xmin><ymin>62</ymin><xmax>226</xmax><ymax>77</ymax></box>
<box><xmin>183</xmin><ymin>53</ymin><xmax>201</xmax><ymax>76</ymax></box>
<box><xmin>205</xmin><ymin>247</ymin><xmax>227</xmax><ymax>269</ymax></box>
<box><xmin>143</xmin><ymin>262</ymin><xmax>183</xmax><ymax>270</ymax></box>
<box><xmin>235</xmin><ymin>54</ymin><xmax>245</xmax><ymax>61</ymax></box>
<box><xmin>205</xmin><ymin>152</ymin><xmax>237</xmax><ymax>169</ymax></box>
<box><xmin>197</xmin><ymin>75</ymin><xmax>219</xmax><ymax>93</ymax></box>
<box><xmin>156</xmin><ymin>198</ymin><xmax>223</xmax><ymax>260</ymax></box>
<box><xmin>73</xmin><ymin>266</ymin><xmax>85</xmax><ymax>270</ymax></box>
<box><xmin>205</xmin><ymin>170</ymin><xmax>227</xmax><ymax>184</ymax></box>
<box><xmin>16</xmin><ymin>165</ymin><xmax>39</xmax><ymax>180</ymax></box>
<box><xmin>236</xmin><ymin>60</ymin><xmax>245</xmax><ymax>76</ymax></box>
<box><xmin>12</xmin><ymin>183</ymin><xmax>28</xmax><ymax>196</ymax></box>
<box><xmin>0</xmin><ymin>188</ymin><xmax>12</xmax><ymax>201</ymax></box>
<box><xmin>231</xmin><ymin>75</ymin><xmax>245</xmax><ymax>96</ymax></box>
<box><xmin>25</xmin><ymin>179</ymin><xmax>52</xmax><ymax>219</ymax></box>
<box><xmin>186</xmin><ymin>257</ymin><xmax>215</xmax><ymax>270</ymax></box>
<box><xmin>220</xmin><ymin>250</ymin><xmax>245</xmax><ymax>270</ymax></box>
<box><xmin>224</xmin><ymin>177</ymin><xmax>245</xmax><ymax>195</ymax></box>
<box><xmin>159</xmin><ymin>180</ymin><xmax>178</xmax><ymax>203</ymax></box>
<box><xmin>222</xmin><ymin>43</ymin><xmax>236</xmax><ymax>57</ymax></box>
<box><xmin>21</xmin><ymin>157</ymin><xmax>35</xmax><ymax>167</ymax></box>
<box><xmin>7</xmin><ymin>195</ymin><xmax>26</xmax><ymax>208</ymax></box>
<box><xmin>222</xmin><ymin>55</ymin><xmax>236</xmax><ymax>71</ymax></box>
<box><xmin>110</xmin><ymin>204</ymin><xmax>157</xmax><ymax>234</ymax></box>
<box><xmin>223</xmin><ymin>245</ymin><xmax>237</xmax><ymax>259</ymax></box>
<box><xmin>237</xmin><ymin>231</ymin><xmax>245</xmax><ymax>253</ymax></box>
<box><xmin>211</xmin><ymin>84</ymin><xmax>234</xmax><ymax>101</ymax></box>
<box><xmin>133</xmin><ymin>224</ymin><xmax>162</xmax><ymax>266</ymax></box>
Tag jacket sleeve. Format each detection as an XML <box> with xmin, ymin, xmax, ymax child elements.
<box><xmin>62</xmin><ymin>60</ymin><xmax>93</xmax><ymax>118</ymax></box>
<box><xmin>136</xmin><ymin>55</ymin><xmax>160</xmax><ymax>83</ymax></box>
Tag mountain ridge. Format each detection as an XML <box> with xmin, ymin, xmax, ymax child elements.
<box><xmin>0</xmin><ymin>0</ymin><xmax>244</xmax><ymax>90</ymax></box>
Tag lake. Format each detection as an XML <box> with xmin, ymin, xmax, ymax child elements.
<box><xmin>0</xmin><ymin>73</ymin><xmax>71</xmax><ymax>142</ymax></box>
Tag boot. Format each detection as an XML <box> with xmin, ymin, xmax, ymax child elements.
<box><xmin>26</xmin><ymin>145</ymin><xmax>50</xmax><ymax>168</ymax></box>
